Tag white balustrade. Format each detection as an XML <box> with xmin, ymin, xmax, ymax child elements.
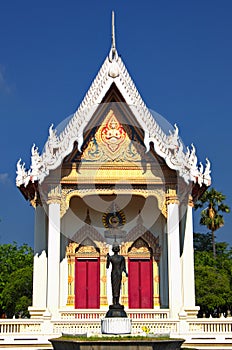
<box><xmin>0</xmin><ymin>320</ymin><xmax>42</xmax><ymax>334</ymax></box>
<box><xmin>1</xmin><ymin>316</ymin><xmax>232</xmax><ymax>349</ymax></box>
<box><xmin>52</xmin><ymin>320</ymin><xmax>101</xmax><ymax>334</ymax></box>
<box><xmin>59</xmin><ymin>309</ymin><xmax>169</xmax><ymax>320</ymax></box>
<box><xmin>188</xmin><ymin>319</ymin><xmax>232</xmax><ymax>333</ymax></box>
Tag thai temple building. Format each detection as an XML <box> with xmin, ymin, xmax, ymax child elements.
<box><xmin>16</xmin><ymin>13</ymin><xmax>211</xmax><ymax>329</ymax></box>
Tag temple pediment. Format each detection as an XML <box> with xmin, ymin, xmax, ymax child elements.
<box><xmin>61</xmin><ymin>103</ymin><xmax>178</xmax><ymax>186</ymax></box>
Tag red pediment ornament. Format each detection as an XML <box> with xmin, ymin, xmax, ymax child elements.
<box><xmin>101</xmin><ymin>110</ymin><xmax>126</xmax><ymax>152</ymax></box>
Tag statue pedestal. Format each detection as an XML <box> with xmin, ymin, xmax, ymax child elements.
<box><xmin>102</xmin><ymin>304</ymin><xmax>131</xmax><ymax>334</ymax></box>
<box><xmin>101</xmin><ymin>317</ymin><xmax>132</xmax><ymax>334</ymax></box>
<box><xmin>105</xmin><ymin>304</ymin><xmax>127</xmax><ymax>318</ymax></box>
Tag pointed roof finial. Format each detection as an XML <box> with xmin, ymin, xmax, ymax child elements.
<box><xmin>112</xmin><ymin>11</ymin><xmax>116</xmax><ymax>52</ymax></box>
<box><xmin>109</xmin><ymin>11</ymin><xmax>118</xmax><ymax>63</ymax></box>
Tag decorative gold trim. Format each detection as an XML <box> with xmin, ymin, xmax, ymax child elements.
<box><xmin>67</xmin><ymin>295</ymin><xmax>75</xmax><ymax>306</ymax></box>
<box><xmin>126</xmin><ymin>228</ymin><xmax>161</xmax><ymax>262</ymax></box>
<box><xmin>153</xmin><ymin>260</ymin><xmax>160</xmax><ymax>307</ymax></box>
<box><xmin>100</xmin><ymin>296</ymin><xmax>108</xmax><ymax>306</ymax></box>
<box><xmin>166</xmin><ymin>187</ymin><xmax>179</xmax><ymax>205</ymax></box>
<box><xmin>128</xmin><ymin>238</ymin><xmax>151</xmax><ymax>259</ymax></box>
<box><xmin>188</xmin><ymin>194</ymin><xmax>194</xmax><ymax>208</ymax></box>
<box><xmin>161</xmin><ymin>202</ymin><xmax>167</xmax><ymax>218</ymax></box>
<box><xmin>30</xmin><ymin>192</ymin><xmax>39</xmax><ymax>208</ymax></box>
<box><xmin>60</xmin><ymin>188</ymin><xmax>71</xmax><ymax>217</ymax></box>
<box><xmin>60</xmin><ymin>186</ymin><xmax>166</xmax><ymax>218</ymax></box>
<box><xmin>47</xmin><ymin>184</ymin><xmax>61</xmax><ymax>205</ymax></box>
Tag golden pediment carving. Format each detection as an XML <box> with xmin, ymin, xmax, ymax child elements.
<box><xmin>81</xmin><ymin>109</ymin><xmax>144</xmax><ymax>162</ymax></box>
<box><xmin>101</xmin><ymin>110</ymin><xmax>127</xmax><ymax>152</ymax></box>
<box><xmin>78</xmin><ymin>245</ymin><xmax>98</xmax><ymax>254</ymax></box>
<box><xmin>128</xmin><ymin>237</ymin><xmax>151</xmax><ymax>258</ymax></box>
<box><xmin>130</xmin><ymin>245</ymin><xmax>149</xmax><ymax>254</ymax></box>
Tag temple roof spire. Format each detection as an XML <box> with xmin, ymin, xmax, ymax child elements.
<box><xmin>109</xmin><ymin>11</ymin><xmax>118</xmax><ymax>62</ymax></box>
<box><xmin>111</xmin><ymin>11</ymin><xmax>116</xmax><ymax>52</ymax></box>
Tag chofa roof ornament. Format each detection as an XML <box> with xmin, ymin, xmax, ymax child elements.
<box><xmin>108</xmin><ymin>11</ymin><xmax>119</xmax><ymax>78</ymax></box>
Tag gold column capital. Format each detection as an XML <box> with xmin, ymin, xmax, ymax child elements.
<box><xmin>47</xmin><ymin>184</ymin><xmax>62</xmax><ymax>205</ymax></box>
<box><xmin>166</xmin><ymin>187</ymin><xmax>179</xmax><ymax>205</ymax></box>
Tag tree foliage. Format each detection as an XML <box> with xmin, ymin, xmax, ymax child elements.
<box><xmin>194</xmin><ymin>234</ymin><xmax>232</xmax><ymax>317</ymax></box>
<box><xmin>195</xmin><ymin>188</ymin><xmax>230</xmax><ymax>257</ymax></box>
<box><xmin>193</xmin><ymin>232</ymin><xmax>213</xmax><ymax>252</ymax></box>
<box><xmin>0</xmin><ymin>242</ymin><xmax>33</xmax><ymax>318</ymax></box>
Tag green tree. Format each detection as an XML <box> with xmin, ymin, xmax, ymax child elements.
<box><xmin>195</xmin><ymin>188</ymin><xmax>230</xmax><ymax>258</ymax></box>
<box><xmin>194</xmin><ymin>239</ymin><xmax>232</xmax><ymax>317</ymax></box>
<box><xmin>193</xmin><ymin>232</ymin><xmax>213</xmax><ymax>252</ymax></box>
<box><xmin>195</xmin><ymin>263</ymin><xmax>232</xmax><ymax>314</ymax></box>
<box><xmin>0</xmin><ymin>242</ymin><xmax>33</xmax><ymax>318</ymax></box>
<box><xmin>1</xmin><ymin>266</ymin><xmax>32</xmax><ymax>318</ymax></box>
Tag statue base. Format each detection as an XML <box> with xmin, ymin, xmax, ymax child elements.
<box><xmin>101</xmin><ymin>317</ymin><xmax>132</xmax><ymax>334</ymax></box>
<box><xmin>105</xmin><ymin>304</ymin><xmax>127</xmax><ymax>318</ymax></box>
<box><xmin>102</xmin><ymin>304</ymin><xmax>131</xmax><ymax>334</ymax></box>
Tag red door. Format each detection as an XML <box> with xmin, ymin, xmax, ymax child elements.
<box><xmin>75</xmin><ymin>258</ymin><xmax>100</xmax><ymax>309</ymax></box>
<box><xmin>128</xmin><ymin>258</ymin><xmax>153</xmax><ymax>308</ymax></box>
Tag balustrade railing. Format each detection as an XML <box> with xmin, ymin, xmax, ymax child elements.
<box><xmin>1</xmin><ymin>315</ymin><xmax>232</xmax><ymax>345</ymax></box>
<box><xmin>131</xmin><ymin>320</ymin><xmax>178</xmax><ymax>334</ymax></box>
<box><xmin>127</xmin><ymin>310</ymin><xmax>169</xmax><ymax>319</ymax></box>
<box><xmin>52</xmin><ymin>320</ymin><xmax>101</xmax><ymax>334</ymax></box>
<box><xmin>0</xmin><ymin>320</ymin><xmax>42</xmax><ymax>334</ymax></box>
<box><xmin>188</xmin><ymin>318</ymin><xmax>232</xmax><ymax>334</ymax></box>
<box><xmin>59</xmin><ymin>309</ymin><xmax>169</xmax><ymax>320</ymax></box>
<box><xmin>59</xmin><ymin>310</ymin><xmax>106</xmax><ymax>319</ymax></box>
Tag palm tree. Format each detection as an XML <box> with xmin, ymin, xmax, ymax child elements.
<box><xmin>195</xmin><ymin>188</ymin><xmax>230</xmax><ymax>258</ymax></box>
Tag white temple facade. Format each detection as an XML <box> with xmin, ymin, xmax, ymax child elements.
<box><xmin>16</xmin><ymin>13</ymin><xmax>211</xmax><ymax>322</ymax></box>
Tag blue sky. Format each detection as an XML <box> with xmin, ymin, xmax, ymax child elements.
<box><xmin>0</xmin><ymin>0</ymin><xmax>231</xmax><ymax>247</ymax></box>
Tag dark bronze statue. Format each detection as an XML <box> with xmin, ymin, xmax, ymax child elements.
<box><xmin>106</xmin><ymin>242</ymin><xmax>128</xmax><ymax>305</ymax></box>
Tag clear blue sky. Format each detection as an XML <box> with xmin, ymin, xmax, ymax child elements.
<box><xmin>0</xmin><ymin>0</ymin><xmax>231</xmax><ymax>247</ymax></box>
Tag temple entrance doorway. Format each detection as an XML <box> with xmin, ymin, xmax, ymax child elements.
<box><xmin>128</xmin><ymin>238</ymin><xmax>153</xmax><ymax>309</ymax></box>
<box><xmin>74</xmin><ymin>241</ymin><xmax>100</xmax><ymax>309</ymax></box>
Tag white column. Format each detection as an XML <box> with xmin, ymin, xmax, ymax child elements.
<box><xmin>182</xmin><ymin>198</ymin><xmax>199</xmax><ymax>317</ymax></box>
<box><xmin>60</xmin><ymin>257</ymin><xmax>68</xmax><ymax>308</ymax></box>
<box><xmin>159</xmin><ymin>229</ymin><xmax>169</xmax><ymax>308</ymax></box>
<box><xmin>59</xmin><ymin>229</ymin><xmax>69</xmax><ymax>308</ymax></box>
<box><xmin>47</xmin><ymin>186</ymin><xmax>61</xmax><ymax>318</ymax></box>
<box><xmin>30</xmin><ymin>204</ymin><xmax>47</xmax><ymax>317</ymax></box>
<box><xmin>167</xmin><ymin>195</ymin><xmax>182</xmax><ymax>318</ymax></box>
<box><xmin>106</xmin><ymin>245</ymin><xmax>113</xmax><ymax>306</ymax></box>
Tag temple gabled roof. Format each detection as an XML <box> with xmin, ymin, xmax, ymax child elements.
<box><xmin>16</xmin><ymin>12</ymin><xmax>211</xmax><ymax>190</ymax></box>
